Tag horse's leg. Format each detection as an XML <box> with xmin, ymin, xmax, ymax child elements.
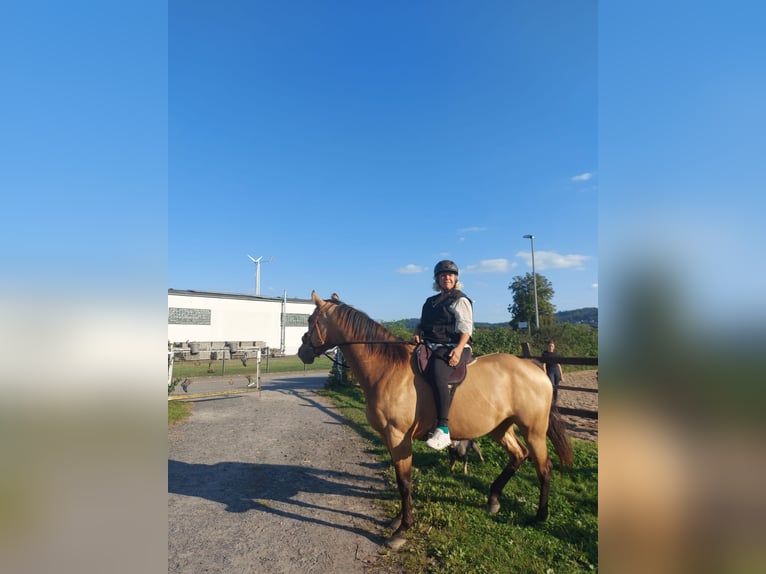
<box><xmin>384</xmin><ymin>433</ymin><xmax>414</xmax><ymax>550</ymax></box>
<box><xmin>487</xmin><ymin>425</ymin><xmax>528</xmax><ymax>515</ymax></box>
<box><xmin>524</xmin><ymin>427</ymin><xmax>554</xmax><ymax>522</ymax></box>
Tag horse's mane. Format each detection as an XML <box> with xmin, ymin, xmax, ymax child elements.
<box><xmin>330</xmin><ymin>300</ymin><xmax>412</xmax><ymax>366</ymax></box>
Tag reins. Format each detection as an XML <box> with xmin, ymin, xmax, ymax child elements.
<box><xmin>321</xmin><ymin>340</ymin><xmax>415</xmax><ymax>369</ymax></box>
<box><xmin>337</xmin><ymin>340</ymin><xmax>415</xmax><ymax>346</ymax></box>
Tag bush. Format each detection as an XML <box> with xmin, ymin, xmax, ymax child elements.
<box><xmin>521</xmin><ymin>323</ymin><xmax>598</xmax><ymax>359</ymax></box>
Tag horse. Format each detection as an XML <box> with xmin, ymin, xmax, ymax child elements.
<box><xmin>298</xmin><ymin>291</ymin><xmax>573</xmax><ymax>550</ymax></box>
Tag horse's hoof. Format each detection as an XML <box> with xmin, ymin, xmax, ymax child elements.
<box><xmin>487</xmin><ymin>502</ymin><xmax>501</xmax><ymax>514</ymax></box>
<box><xmin>384</xmin><ymin>534</ymin><xmax>407</xmax><ymax>551</ymax></box>
<box><xmin>388</xmin><ymin>515</ymin><xmax>402</xmax><ymax>530</ymax></box>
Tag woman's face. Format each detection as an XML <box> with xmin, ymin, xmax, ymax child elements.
<box><xmin>437</xmin><ymin>272</ymin><xmax>457</xmax><ymax>291</ymax></box>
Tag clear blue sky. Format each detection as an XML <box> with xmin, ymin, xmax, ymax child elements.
<box><xmin>168</xmin><ymin>1</ymin><xmax>598</xmax><ymax>323</ymax></box>
<box><xmin>599</xmin><ymin>1</ymin><xmax>766</xmax><ymax>337</ymax></box>
<box><xmin>1</xmin><ymin>0</ymin><xmax>762</xmax><ymax>330</ymax></box>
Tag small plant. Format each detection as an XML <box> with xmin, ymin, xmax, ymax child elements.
<box><xmin>168</xmin><ymin>375</ymin><xmax>182</xmax><ymax>395</ymax></box>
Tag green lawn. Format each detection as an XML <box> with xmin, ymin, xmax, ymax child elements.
<box><xmin>169</xmin><ymin>354</ymin><xmax>334</xmax><ymax>379</ymax></box>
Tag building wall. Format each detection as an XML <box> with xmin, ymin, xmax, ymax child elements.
<box><xmin>168</xmin><ymin>290</ymin><xmax>315</xmax><ymax>355</ymax></box>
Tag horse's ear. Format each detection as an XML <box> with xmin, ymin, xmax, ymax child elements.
<box><xmin>331</xmin><ymin>293</ymin><xmax>340</xmax><ymax>302</ymax></box>
<box><xmin>311</xmin><ymin>291</ymin><xmax>324</xmax><ymax>306</ymax></box>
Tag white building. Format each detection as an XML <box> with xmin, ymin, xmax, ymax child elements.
<box><xmin>168</xmin><ymin>289</ymin><xmax>315</xmax><ymax>357</ymax></box>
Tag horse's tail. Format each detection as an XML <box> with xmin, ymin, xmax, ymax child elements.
<box><xmin>547</xmin><ymin>405</ymin><xmax>574</xmax><ymax>469</ymax></box>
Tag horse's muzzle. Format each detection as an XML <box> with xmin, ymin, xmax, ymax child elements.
<box><xmin>297</xmin><ymin>343</ymin><xmax>316</xmax><ymax>364</ymax></box>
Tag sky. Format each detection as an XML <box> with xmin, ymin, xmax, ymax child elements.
<box><xmin>598</xmin><ymin>1</ymin><xmax>766</xmax><ymax>341</ymax></box>
<box><xmin>168</xmin><ymin>0</ymin><xmax>599</xmax><ymax>323</ymax></box>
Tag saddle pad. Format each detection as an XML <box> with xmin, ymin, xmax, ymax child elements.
<box><xmin>415</xmin><ymin>344</ymin><xmax>474</xmax><ymax>385</ymax></box>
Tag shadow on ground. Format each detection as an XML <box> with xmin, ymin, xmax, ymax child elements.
<box><xmin>169</xmin><ymin>459</ymin><xmax>390</xmax><ymax>542</ymax></box>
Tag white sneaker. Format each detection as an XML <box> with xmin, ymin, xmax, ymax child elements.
<box><xmin>426</xmin><ymin>428</ymin><xmax>451</xmax><ymax>450</ymax></box>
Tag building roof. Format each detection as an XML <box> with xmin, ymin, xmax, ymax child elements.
<box><xmin>168</xmin><ymin>289</ymin><xmax>312</xmax><ymax>304</ymax></box>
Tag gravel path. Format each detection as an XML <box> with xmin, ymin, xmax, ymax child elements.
<box><xmin>168</xmin><ymin>372</ymin><xmax>397</xmax><ymax>574</ymax></box>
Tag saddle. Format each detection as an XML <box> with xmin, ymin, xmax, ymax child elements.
<box><xmin>415</xmin><ymin>343</ymin><xmax>475</xmax><ymax>386</ymax></box>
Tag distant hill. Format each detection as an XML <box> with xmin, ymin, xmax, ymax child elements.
<box><xmin>385</xmin><ymin>307</ymin><xmax>598</xmax><ymax>329</ymax></box>
<box><xmin>554</xmin><ymin>307</ymin><xmax>598</xmax><ymax>326</ymax></box>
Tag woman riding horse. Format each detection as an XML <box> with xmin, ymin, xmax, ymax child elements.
<box><xmin>298</xmin><ymin>291</ymin><xmax>572</xmax><ymax>550</ymax></box>
<box><xmin>413</xmin><ymin>260</ymin><xmax>474</xmax><ymax>450</ymax></box>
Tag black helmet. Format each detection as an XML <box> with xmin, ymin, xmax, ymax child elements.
<box><xmin>433</xmin><ymin>260</ymin><xmax>459</xmax><ymax>278</ymax></box>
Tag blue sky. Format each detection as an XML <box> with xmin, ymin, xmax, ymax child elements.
<box><xmin>2</xmin><ymin>0</ymin><xmax>762</xmax><ymax>330</ymax></box>
<box><xmin>168</xmin><ymin>1</ymin><xmax>598</xmax><ymax>323</ymax></box>
<box><xmin>599</xmin><ymin>1</ymin><xmax>766</xmax><ymax>339</ymax></box>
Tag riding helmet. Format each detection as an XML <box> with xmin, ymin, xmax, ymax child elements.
<box><xmin>433</xmin><ymin>260</ymin><xmax>459</xmax><ymax>278</ymax></box>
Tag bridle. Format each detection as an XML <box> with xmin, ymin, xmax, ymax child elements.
<box><xmin>302</xmin><ymin>310</ymin><xmax>354</xmax><ymax>370</ymax></box>
<box><xmin>301</xmin><ymin>302</ymin><xmax>335</xmax><ymax>357</ymax></box>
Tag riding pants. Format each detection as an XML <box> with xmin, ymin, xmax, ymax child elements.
<box><xmin>426</xmin><ymin>345</ymin><xmax>471</xmax><ymax>428</ymax></box>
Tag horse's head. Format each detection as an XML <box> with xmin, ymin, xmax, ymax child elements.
<box><xmin>297</xmin><ymin>291</ymin><xmax>342</xmax><ymax>364</ymax></box>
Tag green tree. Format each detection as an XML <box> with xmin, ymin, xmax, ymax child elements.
<box><xmin>508</xmin><ymin>272</ymin><xmax>555</xmax><ymax>329</ymax></box>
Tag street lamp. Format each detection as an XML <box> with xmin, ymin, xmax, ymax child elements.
<box><xmin>522</xmin><ymin>234</ymin><xmax>540</xmax><ymax>329</ymax></box>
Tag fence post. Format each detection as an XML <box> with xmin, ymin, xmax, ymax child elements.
<box><xmin>521</xmin><ymin>342</ymin><xmax>532</xmax><ymax>358</ymax></box>
<box><xmin>167</xmin><ymin>350</ymin><xmax>174</xmax><ymax>388</ymax></box>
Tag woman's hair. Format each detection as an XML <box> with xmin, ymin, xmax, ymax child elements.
<box><xmin>433</xmin><ymin>280</ymin><xmax>464</xmax><ymax>292</ymax></box>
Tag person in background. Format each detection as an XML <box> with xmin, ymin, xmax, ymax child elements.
<box><xmin>541</xmin><ymin>340</ymin><xmax>563</xmax><ymax>404</ymax></box>
<box><xmin>413</xmin><ymin>260</ymin><xmax>473</xmax><ymax>450</ymax></box>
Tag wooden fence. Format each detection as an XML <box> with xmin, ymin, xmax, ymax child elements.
<box><xmin>519</xmin><ymin>342</ymin><xmax>598</xmax><ymax>420</ymax></box>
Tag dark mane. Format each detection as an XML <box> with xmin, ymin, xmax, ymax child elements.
<box><xmin>332</xmin><ymin>302</ymin><xmax>412</xmax><ymax>365</ymax></box>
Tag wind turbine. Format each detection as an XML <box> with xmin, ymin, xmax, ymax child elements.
<box><xmin>247</xmin><ymin>254</ymin><xmax>274</xmax><ymax>295</ymax></box>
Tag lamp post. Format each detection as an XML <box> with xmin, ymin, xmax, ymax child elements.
<box><xmin>522</xmin><ymin>234</ymin><xmax>540</xmax><ymax>329</ymax></box>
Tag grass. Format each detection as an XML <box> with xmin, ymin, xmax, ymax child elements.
<box><xmin>320</xmin><ymin>379</ymin><xmax>598</xmax><ymax>574</ymax></box>
<box><xmin>170</xmin><ymin>354</ymin><xmax>334</xmax><ymax>379</ymax></box>
<box><xmin>168</xmin><ymin>400</ymin><xmax>192</xmax><ymax>425</ymax></box>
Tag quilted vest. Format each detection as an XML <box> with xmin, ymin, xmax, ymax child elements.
<box><xmin>420</xmin><ymin>289</ymin><xmax>472</xmax><ymax>345</ymax></box>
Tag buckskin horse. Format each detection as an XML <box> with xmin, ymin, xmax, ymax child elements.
<box><xmin>298</xmin><ymin>291</ymin><xmax>573</xmax><ymax>550</ymax></box>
